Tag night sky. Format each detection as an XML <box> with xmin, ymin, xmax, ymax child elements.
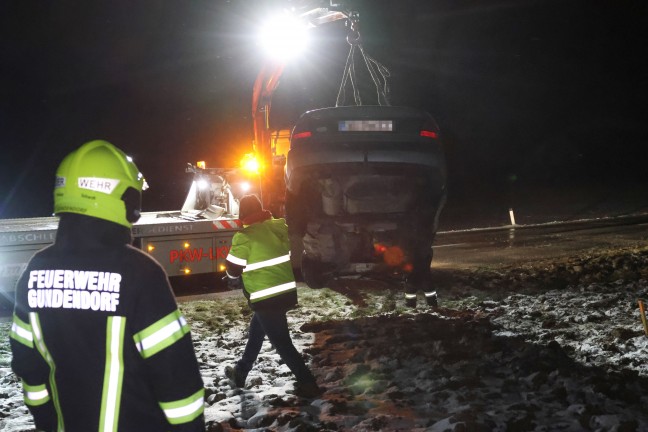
<box><xmin>1</xmin><ymin>0</ymin><xmax>647</xmax><ymax>219</ymax></box>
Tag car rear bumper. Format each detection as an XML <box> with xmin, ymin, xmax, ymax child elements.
<box><xmin>286</xmin><ymin>142</ymin><xmax>445</xmax><ymax>192</ymax></box>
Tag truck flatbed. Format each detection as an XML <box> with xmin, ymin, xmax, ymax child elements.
<box><xmin>0</xmin><ymin>217</ymin><xmax>59</xmax><ymax>247</ymax></box>
<box><xmin>0</xmin><ymin>211</ymin><xmax>243</xmax><ymax>295</ymax></box>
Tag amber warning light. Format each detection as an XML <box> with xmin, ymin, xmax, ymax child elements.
<box><xmin>241</xmin><ymin>153</ymin><xmax>261</xmax><ymax>175</ymax></box>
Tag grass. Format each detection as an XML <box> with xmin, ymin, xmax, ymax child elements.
<box><xmin>178</xmin><ymin>286</ymin><xmax>379</xmax><ymax>337</ymax></box>
<box><xmin>179</xmin><ymin>297</ymin><xmax>252</xmax><ymax>336</ymax></box>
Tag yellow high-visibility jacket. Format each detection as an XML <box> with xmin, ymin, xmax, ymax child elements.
<box><xmin>226</xmin><ymin>217</ymin><xmax>297</xmax><ymax>311</ymax></box>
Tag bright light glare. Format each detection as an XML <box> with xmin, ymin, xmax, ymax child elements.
<box><xmin>241</xmin><ymin>153</ymin><xmax>261</xmax><ymax>174</ymax></box>
<box><xmin>196</xmin><ymin>179</ymin><xmax>209</xmax><ymax>190</ymax></box>
<box><xmin>240</xmin><ymin>182</ymin><xmax>251</xmax><ymax>192</ymax></box>
<box><xmin>257</xmin><ymin>12</ymin><xmax>309</xmax><ymax>59</ymax></box>
<box><xmin>350</xmin><ymin>374</ymin><xmax>375</xmax><ymax>393</ymax></box>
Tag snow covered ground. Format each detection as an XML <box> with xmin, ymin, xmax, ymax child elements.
<box><xmin>2</xmin><ymin>244</ymin><xmax>648</xmax><ymax>431</ymax></box>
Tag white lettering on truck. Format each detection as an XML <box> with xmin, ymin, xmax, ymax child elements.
<box><xmin>0</xmin><ymin>232</ymin><xmax>57</xmax><ymax>244</ymax></box>
<box><xmin>27</xmin><ymin>269</ymin><xmax>121</xmax><ymax>312</ymax></box>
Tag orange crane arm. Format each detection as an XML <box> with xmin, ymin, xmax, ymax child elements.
<box><xmin>248</xmin><ymin>2</ymin><xmax>352</xmax><ymax>215</ymax></box>
<box><xmin>251</xmin><ymin>61</ymin><xmax>285</xmax><ymax>165</ymax></box>
<box><xmin>251</xmin><ymin>2</ymin><xmax>351</xmax><ymax>163</ymax></box>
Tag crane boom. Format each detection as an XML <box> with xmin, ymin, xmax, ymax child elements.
<box><xmin>250</xmin><ymin>1</ymin><xmax>352</xmax><ymax>215</ymax></box>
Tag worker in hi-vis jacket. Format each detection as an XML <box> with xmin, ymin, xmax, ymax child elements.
<box><xmin>224</xmin><ymin>194</ymin><xmax>322</xmax><ymax>398</ymax></box>
<box><xmin>10</xmin><ymin>140</ymin><xmax>205</xmax><ymax>431</ymax></box>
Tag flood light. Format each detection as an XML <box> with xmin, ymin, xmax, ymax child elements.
<box><xmin>257</xmin><ymin>12</ymin><xmax>310</xmax><ymax>60</ymax></box>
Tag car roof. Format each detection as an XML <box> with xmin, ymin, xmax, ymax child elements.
<box><xmin>297</xmin><ymin>105</ymin><xmax>431</xmax><ymax>121</ymax></box>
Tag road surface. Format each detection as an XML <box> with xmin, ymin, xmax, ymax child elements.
<box><xmin>433</xmin><ymin>213</ymin><xmax>648</xmax><ymax>269</ymax></box>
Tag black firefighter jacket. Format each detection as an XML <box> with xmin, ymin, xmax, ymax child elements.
<box><xmin>9</xmin><ymin>213</ymin><xmax>205</xmax><ymax>431</ymax></box>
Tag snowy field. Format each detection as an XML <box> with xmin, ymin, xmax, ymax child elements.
<box><xmin>2</xmin><ymin>244</ymin><xmax>648</xmax><ymax>431</ymax></box>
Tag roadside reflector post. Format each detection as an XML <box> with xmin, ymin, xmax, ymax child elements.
<box><xmin>509</xmin><ymin>208</ymin><xmax>516</xmax><ymax>226</ymax></box>
<box><xmin>639</xmin><ymin>299</ymin><xmax>648</xmax><ymax>337</ymax></box>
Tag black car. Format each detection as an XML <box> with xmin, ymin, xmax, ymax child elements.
<box><xmin>285</xmin><ymin>105</ymin><xmax>447</xmax><ymax>289</ymax></box>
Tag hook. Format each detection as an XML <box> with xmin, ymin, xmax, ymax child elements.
<box><xmin>346</xmin><ymin>11</ymin><xmax>361</xmax><ymax>45</ymax></box>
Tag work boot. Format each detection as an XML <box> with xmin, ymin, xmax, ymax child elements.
<box><xmin>225</xmin><ymin>365</ymin><xmax>247</xmax><ymax>388</ymax></box>
<box><xmin>405</xmin><ymin>293</ymin><xmax>417</xmax><ymax>308</ymax></box>
<box><xmin>293</xmin><ymin>380</ymin><xmax>323</xmax><ymax>398</ymax></box>
<box><xmin>425</xmin><ymin>291</ymin><xmax>438</xmax><ymax>307</ymax></box>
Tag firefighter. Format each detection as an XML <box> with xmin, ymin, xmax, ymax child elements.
<box><xmin>404</xmin><ymin>251</ymin><xmax>438</xmax><ymax>308</ymax></box>
<box><xmin>224</xmin><ymin>194</ymin><xmax>322</xmax><ymax>398</ymax></box>
<box><xmin>403</xmin><ymin>200</ymin><xmax>443</xmax><ymax>308</ymax></box>
<box><xmin>10</xmin><ymin>140</ymin><xmax>205</xmax><ymax>431</ymax></box>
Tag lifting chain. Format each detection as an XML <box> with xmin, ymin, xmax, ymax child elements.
<box><xmin>335</xmin><ymin>12</ymin><xmax>391</xmax><ymax>107</ymax></box>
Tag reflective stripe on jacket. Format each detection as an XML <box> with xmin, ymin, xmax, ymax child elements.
<box><xmin>226</xmin><ymin>218</ymin><xmax>296</xmax><ymax>304</ymax></box>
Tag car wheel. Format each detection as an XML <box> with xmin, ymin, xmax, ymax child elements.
<box><xmin>289</xmin><ymin>234</ymin><xmax>304</xmax><ymax>271</ymax></box>
<box><xmin>301</xmin><ymin>254</ymin><xmax>328</xmax><ymax>289</ymax></box>
<box><xmin>285</xmin><ymin>190</ymin><xmax>307</xmax><ymax>237</ymax></box>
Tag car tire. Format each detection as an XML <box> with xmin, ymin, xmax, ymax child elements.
<box><xmin>285</xmin><ymin>190</ymin><xmax>307</xmax><ymax>237</ymax></box>
<box><xmin>289</xmin><ymin>234</ymin><xmax>304</xmax><ymax>271</ymax></box>
<box><xmin>301</xmin><ymin>253</ymin><xmax>328</xmax><ymax>289</ymax></box>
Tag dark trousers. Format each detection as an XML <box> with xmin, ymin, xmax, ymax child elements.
<box><xmin>236</xmin><ymin>309</ymin><xmax>316</xmax><ymax>384</ymax></box>
<box><xmin>407</xmin><ymin>250</ymin><xmax>433</xmax><ymax>290</ymax></box>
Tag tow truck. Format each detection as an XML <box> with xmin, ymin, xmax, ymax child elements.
<box><xmin>0</xmin><ymin>163</ymin><xmax>246</xmax><ymax>302</ymax></box>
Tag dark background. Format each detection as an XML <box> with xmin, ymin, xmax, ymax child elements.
<box><xmin>2</xmin><ymin>0</ymin><xmax>647</xmax><ymax>226</ymax></box>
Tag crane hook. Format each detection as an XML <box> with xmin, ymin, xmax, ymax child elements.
<box><xmin>346</xmin><ymin>11</ymin><xmax>361</xmax><ymax>45</ymax></box>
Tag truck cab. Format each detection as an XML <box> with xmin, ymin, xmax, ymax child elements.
<box><xmin>284</xmin><ymin>105</ymin><xmax>447</xmax><ymax>288</ymax></box>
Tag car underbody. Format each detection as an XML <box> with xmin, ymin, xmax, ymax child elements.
<box><xmin>286</xmin><ymin>164</ymin><xmax>445</xmax><ymax>288</ymax></box>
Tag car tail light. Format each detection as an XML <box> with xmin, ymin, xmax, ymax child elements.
<box><xmin>420</xmin><ymin>130</ymin><xmax>438</xmax><ymax>139</ymax></box>
<box><xmin>292</xmin><ymin>131</ymin><xmax>312</xmax><ymax>140</ymax></box>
